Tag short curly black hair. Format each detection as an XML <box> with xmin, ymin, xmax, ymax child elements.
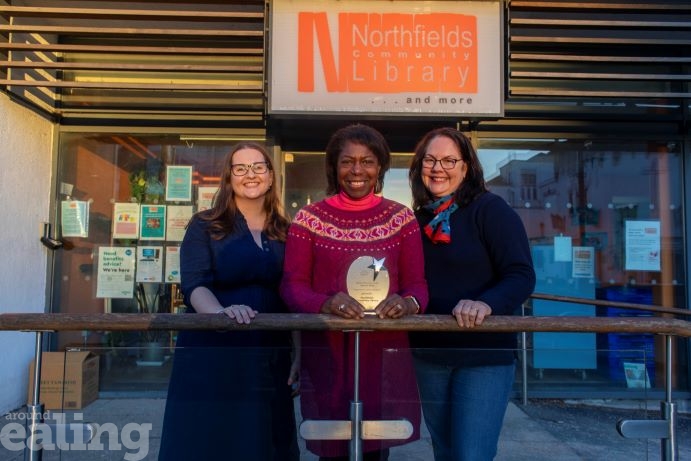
<box><xmin>324</xmin><ymin>124</ymin><xmax>391</xmax><ymax>196</ymax></box>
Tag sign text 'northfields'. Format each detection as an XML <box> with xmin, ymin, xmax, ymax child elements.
<box><xmin>297</xmin><ymin>12</ymin><xmax>478</xmax><ymax>93</ymax></box>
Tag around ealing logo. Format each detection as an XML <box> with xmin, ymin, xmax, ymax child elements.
<box><xmin>1</xmin><ymin>412</ymin><xmax>151</xmax><ymax>461</ymax></box>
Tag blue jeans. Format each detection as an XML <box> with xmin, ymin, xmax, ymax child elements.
<box><xmin>414</xmin><ymin>357</ymin><xmax>515</xmax><ymax>461</ymax></box>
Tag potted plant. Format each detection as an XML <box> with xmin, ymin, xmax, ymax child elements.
<box><xmin>129</xmin><ymin>162</ymin><xmax>164</xmax><ymax>204</ymax></box>
<box><xmin>134</xmin><ymin>282</ymin><xmax>168</xmax><ymax>364</ymax></box>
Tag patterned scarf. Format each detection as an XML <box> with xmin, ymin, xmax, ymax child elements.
<box><xmin>423</xmin><ymin>194</ymin><xmax>458</xmax><ymax>244</ymax></box>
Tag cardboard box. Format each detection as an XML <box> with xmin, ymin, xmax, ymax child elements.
<box><xmin>28</xmin><ymin>351</ymin><xmax>99</xmax><ymax>410</ymax></box>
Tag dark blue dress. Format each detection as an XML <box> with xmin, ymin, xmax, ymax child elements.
<box><xmin>159</xmin><ymin>213</ymin><xmax>299</xmax><ymax>461</ymax></box>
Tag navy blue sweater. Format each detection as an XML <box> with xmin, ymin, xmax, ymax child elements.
<box><xmin>410</xmin><ymin>191</ymin><xmax>536</xmax><ymax>366</ymax></box>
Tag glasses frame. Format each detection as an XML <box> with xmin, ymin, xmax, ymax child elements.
<box><xmin>230</xmin><ymin>161</ymin><xmax>270</xmax><ymax>176</ymax></box>
<box><xmin>421</xmin><ymin>156</ymin><xmax>462</xmax><ymax>170</ymax></box>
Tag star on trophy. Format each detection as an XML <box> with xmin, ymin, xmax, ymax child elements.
<box><xmin>346</xmin><ymin>256</ymin><xmax>390</xmax><ymax>313</ymax></box>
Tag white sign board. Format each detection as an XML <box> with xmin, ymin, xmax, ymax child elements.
<box><xmin>269</xmin><ymin>0</ymin><xmax>503</xmax><ymax>117</ymax></box>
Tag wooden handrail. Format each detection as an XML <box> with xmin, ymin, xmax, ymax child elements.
<box><xmin>530</xmin><ymin>293</ymin><xmax>691</xmax><ymax>317</ymax></box>
<box><xmin>0</xmin><ymin>313</ymin><xmax>689</xmax><ymax>338</ymax></box>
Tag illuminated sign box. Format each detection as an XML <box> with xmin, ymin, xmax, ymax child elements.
<box><xmin>269</xmin><ymin>0</ymin><xmax>503</xmax><ymax>118</ymax></box>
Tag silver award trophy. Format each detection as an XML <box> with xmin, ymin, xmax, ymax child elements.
<box><xmin>346</xmin><ymin>256</ymin><xmax>390</xmax><ymax>313</ymax></box>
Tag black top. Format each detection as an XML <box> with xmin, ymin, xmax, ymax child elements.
<box><xmin>159</xmin><ymin>211</ymin><xmax>299</xmax><ymax>461</ymax></box>
<box><xmin>410</xmin><ymin>191</ymin><xmax>536</xmax><ymax>366</ymax></box>
<box><xmin>178</xmin><ymin>211</ymin><xmax>290</xmax><ymax>348</ymax></box>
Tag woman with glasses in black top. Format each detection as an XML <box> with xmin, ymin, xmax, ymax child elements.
<box><xmin>408</xmin><ymin>128</ymin><xmax>535</xmax><ymax>461</ymax></box>
<box><xmin>159</xmin><ymin>142</ymin><xmax>299</xmax><ymax>461</ymax></box>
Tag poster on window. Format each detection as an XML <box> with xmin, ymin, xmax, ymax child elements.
<box><xmin>136</xmin><ymin>246</ymin><xmax>164</xmax><ymax>283</ymax></box>
<box><xmin>96</xmin><ymin>246</ymin><xmax>136</xmax><ymax>298</ymax></box>
<box><xmin>61</xmin><ymin>200</ymin><xmax>89</xmax><ymax>238</ymax></box>
<box><xmin>554</xmin><ymin>235</ymin><xmax>572</xmax><ymax>262</ymax></box>
<box><xmin>112</xmin><ymin>202</ymin><xmax>141</xmax><ymax>239</ymax></box>
<box><xmin>165</xmin><ymin>246</ymin><xmax>181</xmax><ymax>283</ymax></box>
<box><xmin>140</xmin><ymin>205</ymin><xmax>167</xmax><ymax>240</ymax></box>
<box><xmin>197</xmin><ymin>186</ymin><xmax>218</xmax><ymax>211</ymax></box>
<box><xmin>166</xmin><ymin>205</ymin><xmax>193</xmax><ymax>241</ymax></box>
<box><xmin>625</xmin><ymin>220</ymin><xmax>661</xmax><ymax>271</ymax></box>
<box><xmin>165</xmin><ymin>165</ymin><xmax>193</xmax><ymax>202</ymax></box>
<box><xmin>572</xmin><ymin>246</ymin><xmax>594</xmax><ymax>278</ymax></box>
<box><xmin>623</xmin><ymin>362</ymin><xmax>651</xmax><ymax>389</ymax></box>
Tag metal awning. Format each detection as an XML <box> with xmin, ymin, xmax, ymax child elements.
<box><xmin>1</xmin><ymin>1</ymin><xmax>689</xmax><ymax>130</ymax></box>
<box><xmin>0</xmin><ymin>1</ymin><xmax>265</xmax><ymax>126</ymax></box>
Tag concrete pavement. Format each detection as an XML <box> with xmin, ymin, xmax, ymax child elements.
<box><xmin>0</xmin><ymin>397</ymin><xmax>688</xmax><ymax>460</ymax></box>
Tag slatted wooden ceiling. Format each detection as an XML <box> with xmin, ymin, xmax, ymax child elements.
<box><xmin>508</xmin><ymin>1</ymin><xmax>691</xmax><ymax>100</ymax></box>
<box><xmin>1</xmin><ymin>1</ymin><xmax>689</xmax><ymax>127</ymax></box>
<box><xmin>0</xmin><ymin>0</ymin><xmax>266</xmax><ymax>125</ymax></box>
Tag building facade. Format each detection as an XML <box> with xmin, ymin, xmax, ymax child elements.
<box><xmin>0</xmin><ymin>0</ymin><xmax>689</xmax><ymax>411</ymax></box>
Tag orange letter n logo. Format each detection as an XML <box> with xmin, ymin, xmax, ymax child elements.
<box><xmin>298</xmin><ymin>12</ymin><xmax>346</xmax><ymax>92</ymax></box>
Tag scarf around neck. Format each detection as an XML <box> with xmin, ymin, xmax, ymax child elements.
<box><xmin>423</xmin><ymin>194</ymin><xmax>458</xmax><ymax>244</ymax></box>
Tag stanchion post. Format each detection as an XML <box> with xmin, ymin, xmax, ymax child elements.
<box><xmin>521</xmin><ymin>304</ymin><xmax>528</xmax><ymax>406</ymax></box>
<box><xmin>26</xmin><ymin>331</ymin><xmax>46</xmax><ymax>461</ymax></box>
<box><xmin>616</xmin><ymin>334</ymin><xmax>678</xmax><ymax>461</ymax></box>
<box><xmin>661</xmin><ymin>334</ymin><xmax>677</xmax><ymax>461</ymax></box>
<box><xmin>350</xmin><ymin>330</ymin><xmax>363</xmax><ymax>461</ymax></box>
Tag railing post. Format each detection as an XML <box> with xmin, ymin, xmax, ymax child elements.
<box><xmin>521</xmin><ymin>303</ymin><xmax>528</xmax><ymax>406</ymax></box>
<box><xmin>661</xmin><ymin>334</ymin><xmax>678</xmax><ymax>461</ymax></box>
<box><xmin>26</xmin><ymin>331</ymin><xmax>46</xmax><ymax>461</ymax></box>
<box><xmin>298</xmin><ymin>328</ymin><xmax>413</xmax><ymax>457</ymax></box>
<box><xmin>23</xmin><ymin>334</ymin><xmax>96</xmax><ymax>459</ymax></box>
<box><xmin>350</xmin><ymin>330</ymin><xmax>363</xmax><ymax>461</ymax></box>
<box><xmin>616</xmin><ymin>334</ymin><xmax>678</xmax><ymax>461</ymax></box>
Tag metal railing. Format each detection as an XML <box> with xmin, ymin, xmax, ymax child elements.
<box><xmin>1</xmin><ymin>297</ymin><xmax>690</xmax><ymax>461</ymax></box>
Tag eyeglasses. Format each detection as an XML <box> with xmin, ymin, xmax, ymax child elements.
<box><xmin>230</xmin><ymin>162</ymin><xmax>269</xmax><ymax>176</ymax></box>
<box><xmin>421</xmin><ymin>156</ymin><xmax>462</xmax><ymax>170</ymax></box>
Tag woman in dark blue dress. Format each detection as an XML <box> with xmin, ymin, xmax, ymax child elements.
<box><xmin>159</xmin><ymin>142</ymin><xmax>299</xmax><ymax>461</ymax></box>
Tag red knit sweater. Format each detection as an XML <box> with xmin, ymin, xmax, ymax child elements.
<box><xmin>280</xmin><ymin>197</ymin><xmax>428</xmax><ymax>457</ymax></box>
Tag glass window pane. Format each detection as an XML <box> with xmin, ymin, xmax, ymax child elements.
<box><xmin>477</xmin><ymin>137</ymin><xmax>686</xmax><ymax>391</ymax></box>
<box><xmin>54</xmin><ymin>133</ymin><xmax>236</xmax><ymax>349</ymax></box>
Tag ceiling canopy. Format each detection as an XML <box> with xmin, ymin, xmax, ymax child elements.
<box><xmin>1</xmin><ymin>1</ymin><xmax>689</xmax><ymax>133</ymax></box>
<box><xmin>0</xmin><ymin>1</ymin><xmax>265</xmax><ymax>127</ymax></box>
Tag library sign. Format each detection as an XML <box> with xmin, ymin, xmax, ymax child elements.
<box><xmin>269</xmin><ymin>0</ymin><xmax>503</xmax><ymax>117</ymax></box>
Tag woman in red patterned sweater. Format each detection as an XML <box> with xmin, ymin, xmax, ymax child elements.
<box><xmin>280</xmin><ymin>124</ymin><xmax>428</xmax><ymax>461</ymax></box>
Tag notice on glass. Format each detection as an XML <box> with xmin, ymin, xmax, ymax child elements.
<box><xmin>112</xmin><ymin>202</ymin><xmax>141</xmax><ymax>239</ymax></box>
<box><xmin>165</xmin><ymin>165</ymin><xmax>193</xmax><ymax>202</ymax></box>
<box><xmin>572</xmin><ymin>246</ymin><xmax>594</xmax><ymax>278</ymax></box>
<box><xmin>96</xmin><ymin>246</ymin><xmax>136</xmax><ymax>298</ymax></box>
<box><xmin>136</xmin><ymin>246</ymin><xmax>164</xmax><ymax>283</ymax></box>
<box><xmin>140</xmin><ymin>205</ymin><xmax>167</xmax><ymax>240</ymax></box>
<box><xmin>625</xmin><ymin>220</ymin><xmax>661</xmax><ymax>271</ymax></box>
<box><xmin>165</xmin><ymin>246</ymin><xmax>181</xmax><ymax>283</ymax></box>
<box><xmin>166</xmin><ymin>205</ymin><xmax>193</xmax><ymax>242</ymax></box>
<box><xmin>197</xmin><ymin>186</ymin><xmax>218</xmax><ymax>211</ymax></box>
<box><xmin>554</xmin><ymin>235</ymin><xmax>572</xmax><ymax>262</ymax></box>
<box><xmin>61</xmin><ymin>200</ymin><xmax>89</xmax><ymax>238</ymax></box>
<box><xmin>623</xmin><ymin>362</ymin><xmax>650</xmax><ymax>389</ymax></box>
